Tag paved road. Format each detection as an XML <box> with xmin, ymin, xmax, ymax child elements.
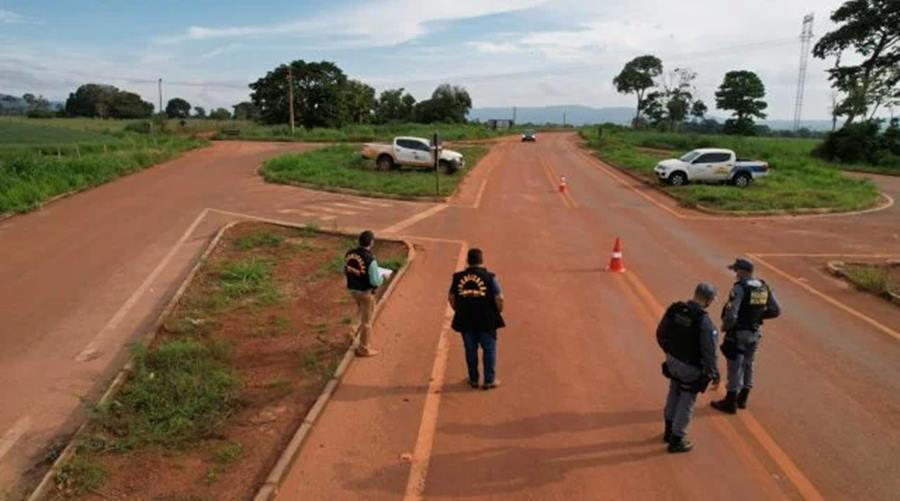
<box><xmin>0</xmin><ymin>142</ymin><xmax>434</xmax><ymax>494</ymax></box>
<box><xmin>1</xmin><ymin>135</ymin><xmax>898</xmax><ymax>499</ymax></box>
<box><xmin>277</xmin><ymin>133</ymin><xmax>900</xmax><ymax>500</ymax></box>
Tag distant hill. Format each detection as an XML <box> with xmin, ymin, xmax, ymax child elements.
<box><xmin>469</xmin><ymin>105</ymin><xmax>835</xmax><ymax>131</ymax></box>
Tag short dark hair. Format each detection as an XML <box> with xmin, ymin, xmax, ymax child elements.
<box><xmin>358</xmin><ymin>230</ymin><xmax>374</xmax><ymax>247</ymax></box>
<box><xmin>467</xmin><ymin>248</ymin><xmax>483</xmax><ymax>265</ymax></box>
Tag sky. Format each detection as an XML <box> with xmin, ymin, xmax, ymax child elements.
<box><xmin>0</xmin><ymin>0</ymin><xmax>874</xmax><ymax>120</ymax></box>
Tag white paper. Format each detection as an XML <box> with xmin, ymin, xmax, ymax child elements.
<box><xmin>378</xmin><ymin>267</ymin><xmax>394</xmax><ymax>280</ymax></box>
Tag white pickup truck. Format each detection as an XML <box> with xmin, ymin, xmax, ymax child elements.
<box><xmin>361</xmin><ymin>136</ymin><xmax>465</xmax><ymax>174</ymax></box>
<box><xmin>654</xmin><ymin>148</ymin><xmax>769</xmax><ymax>188</ymax></box>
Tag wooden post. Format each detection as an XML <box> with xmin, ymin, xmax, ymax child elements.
<box><xmin>287</xmin><ymin>65</ymin><xmax>295</xmax><ymax>136</ymax></box>
<box><xmin>433</xmin><ymin>133</ymin><xmax>440</xmax><ymax>197</ymax></box>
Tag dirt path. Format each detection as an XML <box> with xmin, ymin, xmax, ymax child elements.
<box><xmin>275</xmin><ymin>133</ymin><xmax>899</xmax><ymax>500</ymax></box>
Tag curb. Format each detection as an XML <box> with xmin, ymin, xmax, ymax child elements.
<box><xmin>578</xmin><ymin>143</ymin><xmax>893</xmax><ymax>218</ymax></box>
<box><xmin>26</xmin><ymin>220</ymin><xmax>413</xmax><ymax>501</ymax></box>
<box><xmin>253</xmin><ymin>238</ymin><xmax>416</xmax><ymax>501</ymax></box>
<box><xmin>26</xmin><ymin>220</ymin><xmax>234</xmax><ymax>501</ymax></box>
<box><xmin>826</xmin><ymin>260</ymin><xmax>900</xmax><ymax>305</ymax></box>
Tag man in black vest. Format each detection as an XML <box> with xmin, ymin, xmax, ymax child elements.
<box><xmin>449</xmin><ymin>248</ymin><xmax>505</xmax><ymax>389</ymax></box>
<box><xmin>658</xmin><ymin>283</ymin><xmax>720</xmax><ymax>453</ymax></box>
<box><xmin>345</xmin><ymin>230</ymin><xmax>385</xmax><ymax>357</ymax></box>
<box><xmin>711</xmin><ymin>257</ymin><xmax>781</xmax><ymax>414</ymax></box>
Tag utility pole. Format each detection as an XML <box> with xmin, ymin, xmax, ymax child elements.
<box><xmin>512</xmin><ymin>106</ymin><xmax>517</xmax><ymax>125</ymax></box>
<box><xmin>563</xmin><ymin>111</ymin><xmax>567</xmax><ymax>127</ymax></box>
<box><xmin>792</xmin><ymin>13</ymin><xmax>815</xmax><ymax>131</ymax></box>
<box><xmin>287</xmin><ymin>65</ymin><xmax>295</xmax><ymax>135</ymax></box>
<box><xmin>157</xmin><ymin>78</ymin><xmax>163</xmax><ymax>115</ymax></box>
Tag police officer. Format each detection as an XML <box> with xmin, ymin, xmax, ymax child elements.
<box><xmin>448</xmin><ymin>248</ymin><xmax>505</xmax><ymax>389</ymax></box>
<box><xmin>657</xmin><ymin>283</ymin><xmax>720</xmax><ymax>453</ymax></box>
<box><xmin>345</xmin><ymin>230</ymin><xmax>385</xmax><ymax>357</ymax></box>
<box><xmin>711</xmin><ymin>257</ymin><xmax>781</xmax><ymax>413</ymax></box>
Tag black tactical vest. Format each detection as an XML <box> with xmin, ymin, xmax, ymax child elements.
<box><xmin>735</xmin><ymin>280</ymin><xmax>770</xmax><ymax>332</ymax></box>
<box><xmin>450</xmin><ymin>267</ymin><xmax>505</xmax><ymax>333</ymax></box>
<box><xmin>345</xmin><ymin>247</ymin><xmax>375</xmax><ymax>291</ymax></box>
<box><xmin>659</xmin><ymin>301</ymin><xmax>706</xmax><ymax>367</ymax></box>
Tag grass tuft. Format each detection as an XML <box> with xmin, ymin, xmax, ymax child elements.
<box><xmin>233</xmin><ymin>232</ymin><xmax>285</xmax><ymax>250</ymax></box>
<box><xmin>217</xmin><ymin>257</ymin><xmax>281</xmax><ymax>305</ymax></box>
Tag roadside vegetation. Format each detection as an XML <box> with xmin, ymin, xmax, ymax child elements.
<box><xmin>214</xmin><ymin>121</ymin><xmax>514</xmax><ymax>142</ymax></box>
<box><xmin>0</xmin><ymin>120</ymin><xmax>203</xmax><ymax>216</ymax></box>
<box><xmin>580</xmin><ymin>126</ymin><xmax>880</xmax><ymax>213</ymax></box>
<box><xmin>839</xmin><ymin>262</ymin><xmax>899</xmax><ymax>303</ymax></box>
<box><xmin>50</xmin><ymin>222</ymin><xmax>408</xmax><ymax>499</ymax></box>
<box><xmin>262</xmin><ymin>144</ymin><xmax>489</xmax><ymax>198</ymax></box>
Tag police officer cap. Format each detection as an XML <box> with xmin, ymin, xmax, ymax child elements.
<box><xmin>694</xmin><ymin>282</ymin><xmax>717</xmax><ymax>300</ymax></box>
<box><xmin>727</xmin><ymin>257</ymin><xmax>754</xmax><ymax>272</ymax></box>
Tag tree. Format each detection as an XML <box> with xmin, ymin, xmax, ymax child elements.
<box><xmin>22</xmin><ymin>93</ymin><xmax>36</xmax><ymax>106</ymax></box>
<box><xmin>641</xmin><ymin>68</ymin><xmax>700</xmax><ymax>131</ymax></box>
<box><xmin>65</xmin><ymin>83</ymin><xmax>118</xmax><ymax>118</ymax></box>
<box><xmin>193</xmin><ymin>106</ymin><xmax>206</xmax><ymax>118</ymax></box>
<box><xmin>813</xmin><ymin>0</ymin><xmax>900</xmax><ymax>125</ymax></box>
<box><xmin>375</xmin><ymin>88</ymin><xmax>416</xmax><ymax>123</ymax></box>
<box><xmin>415</xmin><ymin>84</ymin><xmax>471</xmax><ymax>123</ymax></box>
<box><xmin>108</xmin><ymin>91</ymin><xmax>154</xmax><ymax>119</ymax></box>
<box><xmin>341</xmin><ymin>79</ymin><xmax>376</xmax><ymax>124</ymax></box>
<box><xmin>249</xmin><ymin>60</ymin><xmax>348</xmax><ymax>129</ymax></box>
<box><xmin>165</xmin><ymin>98</ymin><xmax>191</xmax><ymax>119</ymax></box>
<box><xmin>209</xmin><ymin>107</ymin><xmax>231</xmax><ymax>120</ymax></box>
<box><xmin>232</xmin><ymin>101</ymin><xmax>260</xmax><ymax>121</ymax></box>
<box><xmin>690</xmin><ymin>100</ymin><xmax>708</xmax><ymax>121</ymax></box>
<box><xmin>715</xmin><ymin>70</ymin><xmax>768</xmax><ymax>135</ymax></box>
<box><xmin>613</xmin><ymin>55</ymin><xmax>663</xmax><ymax>127</ymax></box>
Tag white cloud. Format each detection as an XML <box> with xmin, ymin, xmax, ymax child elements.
<box><xmin>0</xmin><ymin>9</ymin><xmax>25</xmax><ymax>24</ymax></box>
<box><xmin>159</xmin><ymin>0</ymin><xmax>547</xmax><ymax>47</ymax></box>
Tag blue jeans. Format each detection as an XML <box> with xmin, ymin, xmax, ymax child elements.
<box><xmin>726</xmin><ymin>338</ymin><xmax>759</xmax><ymax>393</ymax></box>
<box><xmin>461</xmin><ymin>331</ymin><xmax>497</xmax><ymax>384</ymax></box>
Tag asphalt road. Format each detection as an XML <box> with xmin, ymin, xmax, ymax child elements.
<box><xmin>1</xmin><ymin>134</ymin><xmax>898</xmax><ymax>499</ymax></box>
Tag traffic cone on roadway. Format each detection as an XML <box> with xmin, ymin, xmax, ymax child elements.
<box><xmin>607</xmin><ymin>237</ymin><xmax>626</xmax><ymax>273</ymax></box>
<box><xmin>558</xmin><ymin>175</ymin><xmax>568</xmax><ymax>193</ymax></box>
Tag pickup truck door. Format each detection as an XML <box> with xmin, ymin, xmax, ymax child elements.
<box><xmin>394</xmin><ymin>139</ymin><xmax>418</xmax><ymax>165</ymax></box>
<box><xmin>691</xmin><ymin>152</ymin><xmax>733</xmax><ymax>181</ymax></box>
<box><xmin>410</xmin><ymin>139</ymin><xmax>434</xmax><ymax>166</ymax></box>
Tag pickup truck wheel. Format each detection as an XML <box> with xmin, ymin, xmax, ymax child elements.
<box><xmin>438</xmin><ymin>160</ymin><xmax>456</xmax><ymax>175</ymax></box>
<box><xmin>732</xmin><ymin>172</ymin><xmax>752</xmax><ymax>188</ymax></box>
<box><xmin>376</xmin><ymin>154</ymin><xmax>394</xmax><ymax>171</ymax></box>
<box><xmin>668</xmin><ymin>171</ymin><xmax>688</xmax><ymax>186</ymax></box>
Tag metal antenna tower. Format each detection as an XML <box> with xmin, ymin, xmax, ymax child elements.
<box><xmin>793</xmin><ymin>13</ymin><xmax>815</xmax><ymax>131</ymax></box>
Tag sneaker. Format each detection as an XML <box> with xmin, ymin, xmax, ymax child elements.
<box><xmin>482</xmin><ymin>380</ymin><xmax>501</xmax><ymax>390</ymax></box>
<box><xmin>667</xmin><ymin>437</ymin><xmax>694</xmax><ymax>454</ymax></box>
<box><xmin>355</xmin><ymin>348</ymin><xmax>379</xmax><ymax>358</ymax></box>
<box><xmin>468</xmin><ymin>380</ymin><xmax>480</xmax><ymax>389</ymax></box>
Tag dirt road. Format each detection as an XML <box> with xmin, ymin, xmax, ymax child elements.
<box><xmin>276</xmin><ymin>133</ymin><xmax>900</xmax><ymax>500</ymax></box>
<box><xmin>1</xmin><ymin>134</ymin><xmax>898</xmax><ymax>499</ymax></box>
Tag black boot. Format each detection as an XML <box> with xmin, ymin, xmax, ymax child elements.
<box><xmin>737</xmin><ymin>388</ymin><xmax>750</xmax><ymax>409</ymax></box>
<box><xmin>711</xmin><ymin>392</ymin><xmax>738</xmax><ymax>414</ymax></box>
<box><xmin>663</xmin><ymin>420</ymin><xmax>673</xmax><ymax>444</ymax></box>
<box><xmin>667</xmin><ymin>435</ymin><xmax>693</xmax><ymax>453</ymax></box>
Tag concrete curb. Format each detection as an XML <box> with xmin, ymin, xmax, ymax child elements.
<box><xmin>26</xmin><ymin>220</ymin><xmax>234</xmax><ymax>501</ymax></box>
<box><xmin>253</xmin><ymin>238</ymin><xmax>416</xmax><ymax>501</ymax></box>
<box><xmin>826</xmin><ymin>260</ymin><xmax>900</xmax><ymax>305</ymax></box>
<box><xmin>27</xmin><ymin>219</ymin><xmax>413</xmax><ymax>501</ymax></box>
<box><xmin>578</xmin><ymin>143</ymin><xmax>894</xmax><ymax>218</ymax></box>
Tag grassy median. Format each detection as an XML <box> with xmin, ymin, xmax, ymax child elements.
<box><xmin>51</xmin><ymin>222</ymin><xmax>408</xmax><ymax>499</ymax></box>
<box><xmin>579</xmin><ymin>127</ymin><xmax>881</xmax><ymax>213</ymax></box>
<box><xmin>840</xmin><ymin>263</ymin><xmax>899</xmax><ymax>302</ymax></box>
<box><xmin>261</xmin><ymin>143</ymin><xmax>489</xmax><ymax>198</ymax></box>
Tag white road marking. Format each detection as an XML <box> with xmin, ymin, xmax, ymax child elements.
<box><xmin>381</xmin><ymin>204</ymin><xmax>448</xmax><ymax>235</ymax></box>
<box><xmin>0</xmin><ymin>416</ymin><xmax>31</xmax><ymax>463</ymax></box>
<box><xmin>318</xmin><ymin>215</ymin><xmax>337</xmax><ymax>221</ymax></box>
<box><xmin>355</xmin><ymin>200</ymin><xmax>394</xmax><ymax>208</ymax></box>
<box><xmin>76</xmin><ymin>209</ymin><xmax>210</xmax><ymax>362</ymax></box>
<box><xmin>315</xmin><ymin>206</ymin><xmax>357</xmax><ymax>216</ymax></box>
<box><xmin>330</xmin><ymin>202</ymin><xmax>371</xmax><ymax>211</ymax></box>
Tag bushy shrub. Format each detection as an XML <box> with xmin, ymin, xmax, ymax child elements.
<box><xmin>814</xmin><ymin>120</ymin><xmax>900</xmax><ymax>168</ymax></box>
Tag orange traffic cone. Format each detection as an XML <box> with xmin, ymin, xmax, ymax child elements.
<box><xmin>607</xmin><ymin>237</ymin><xmax>626</xmax><ymax>272</ymax></box>
<box><xmin>558</xmin><ymin>175</ymin><xmax>568</xmax><ymax>193</ymax></box>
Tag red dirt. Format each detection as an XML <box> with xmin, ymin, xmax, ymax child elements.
<box><xmin>51</xmin><ymin>222</ymin><xmax>406</xmax><ymax>500</ymax></box>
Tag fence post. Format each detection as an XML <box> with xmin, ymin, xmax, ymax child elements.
<box><xmin>433</xmin><ymin>133</ymin><xmax>440</xmax><ymax>197</ymax></box>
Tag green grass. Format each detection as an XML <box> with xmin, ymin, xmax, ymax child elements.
<box><xmin>90</xmin><ymin>339</ymin><xmax>239</xmax><ymax>451</ymax></box>
<box><xmin>233</xmin><ymin>231</ymin><xmax>285</xmax><ymax>250</ymax></box>
<box><xmin>0</xmin><ymin>131</ymin><xmax>203</xmax><ymax>215</ymax></box>
<box><xmin>380</xmin><ymin>257</ymin><xmax>407</xmax><ymax>271</ymax></box>
<box><xmin>217</xmin><ymin>257</ymin><xmax>281</xmax><ymax>305</ymax></box>
<box><xmin>54</xmin><ymin>454</ymin><xmax>107</xmax><ymax>495</ymax></box>
<box><xmin>216</xmin><ymin>122</ymin><xmax>518</xmax><ymax>142</ymax></box>
<box><xmin>1</xmin><ymin>116</ymin><xmax>253</xmax><ymax>136</ymax></box>
<box><xmin>0</xmin><ymin>120</ymin><xmax>113</xmax><ymax>146</ymax></box>
<box><xmin>579</xmin><ymin>127</ymin><xmax>880</xmax><ymax>213</ymax></box>
<box><xmin>842</xmin><ymin>264</ymin><xmax>898</xmax><ymax>298</ymax></box>
<box><xmin>262</xmin><ymin>144</ymin><xmax>489</xmax><ymax>197</ymax></box>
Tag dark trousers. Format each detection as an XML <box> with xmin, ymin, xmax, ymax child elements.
<box><xmin>461</xmin><ymin>331</ymin><xmax>497</xmax><ymax>384</ymax></box>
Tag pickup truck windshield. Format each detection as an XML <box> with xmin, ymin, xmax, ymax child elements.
<box><xmin>680</xmin><ymin>151</ymin><xmax>701</xmax><ymax>162</ymax></box>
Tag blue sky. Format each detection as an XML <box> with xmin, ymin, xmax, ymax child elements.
<box><xmin>1</xmin><ymin>0</ymin><xmax>868</xmax><ymax>119</ymax></box>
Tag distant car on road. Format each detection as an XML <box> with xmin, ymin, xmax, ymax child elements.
<box><xmin>361</xmin><ymin>136</ymin><xmax>465</xmax><ymax>174</ymax></box>
<box><xmin>654</xmin><ymin>148</ymin><xmax>769</xmax><ymax>188</ymax></box>
<box><xmin>521</xmin><ymin>129</ymin><xmax>537</xmax><ymax>142</ymax></box>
